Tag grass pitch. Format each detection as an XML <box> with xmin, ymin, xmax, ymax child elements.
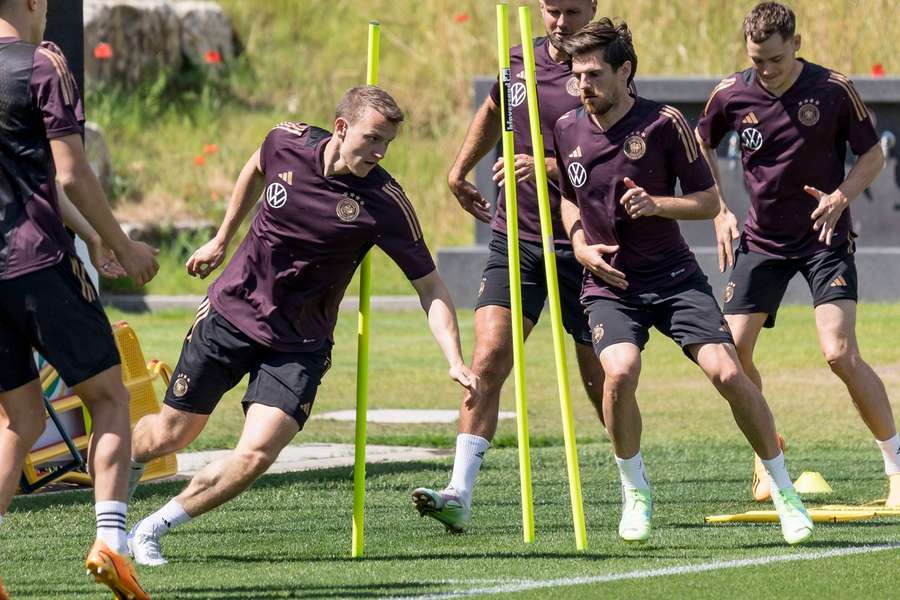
<box><xmin>2</xmin><ymin>303</ymin><xmax>899</xmax><ymax>597</ymax></box>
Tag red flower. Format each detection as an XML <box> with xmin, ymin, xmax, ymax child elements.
<box><xmin>203</xmin><ymin>144</ymin><xmax>219</xmax><ymax>155</ymax></box>
<box><xmin>193</xmin><ymin>155</ymin><xmax>206</xmax><ymax>166</ymax></box>
<box><xmin>93</xmin><ymin>42</ymin><xmax>112</xmax><ymax>60</ymax></box>
<box><xmin>204</xmin><ymin>50</ymin><xmax>222</xmax><ymax>64</ymax></box>
<box><xmin>454</xmin><ymin>13</ymin><xmax>469</xmax><ymax>23</ymax></box>
<box><xmin>871</xmin><ymin>63</ymin><xmax>885</xmax><ymax>77</ymax></box>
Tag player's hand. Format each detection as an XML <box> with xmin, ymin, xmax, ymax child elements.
<box><xmin>714</xmin><ymin>208</ymin><xmax>740</xmax><ymax>272</ymax></box>
<box><xmin>620</xmin><ymin>177</ymin><xmax>660</xmax><ymax>219</ymax></box>
<box><xmin>450</xmin><ymin>363</ymin><xmax>480</xmax><ymax>408</ymax></box>
<box><xmin>492</xmin><ymin>154</ymin><xmax>536</xmax><ymax>187</ymax></box>
<box><xmin>448</xmin><ymin>177</ymin><xmax>492</xmax><ymax>223</ymax></box>
<box><xmin>575</xmin><ymin>242</ymin><xmax>627</xmax><ymax>290</ymax></box>
<box><xmin>86</xmin><ymin>236</ymin><xmax>126</xmax><ymax>279</ymax></box>
<box><xmin>186</xmin><ymin>237</ymin><xmax>227</xmax><ymax>278</ymax></box>
<box><xmin>805</xmin><ymin>185</ymin><xmax>849</xmax><ymax>246</ymax></box>
<box><xmin>118</xmin><ymin>240</ymin><xmax>159</xmax><ymax>287</ymax></box>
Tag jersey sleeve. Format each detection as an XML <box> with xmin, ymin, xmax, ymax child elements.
<box><xmin>552</xmin><ymin>117</ymin><xmax>577</xmax><ymax>202</ymax></box>
<box><xmin>31</xmin><ymin>42</ymin><xmax>84</xmax><ymax>139</ymax></box>
<box><xmin>830</xmin><ymin>73</ymin><xmax>879</xmax><ymax>156</ymax></box>
<box><xmin>660</xmin><ymin>106</ymin><xmax>715</xmax><ymax>195</ymax></box>
<box><xmin>259</xmin><ymin>122</ymin><xmax>308</xmax><ymax>173</ymax></box>
<box><xmin>375</xmin><ymin>180</ymin><xmax>436</xmax><ymax>280</ymax></box>
<box><xmin>489</xmin><ymin>77</ymin><xmax>501</xmax><ymax>106</ymax></box>
<box><xmin>696</xmin><ymin>78</ymin><xmax>734</xmax><ymax>149</ymax></box>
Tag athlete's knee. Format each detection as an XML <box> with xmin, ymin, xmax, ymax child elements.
<box><xmin>235</xmin><ymin>447</ymin><xmax>277</xmax><ymax>480</ymax></box>
<box><xmin>134</xmin><ymin>409</ymin><xmax>204</xmax><ymax>460</ymax></box>
<box><xmin>823</xmin><ymin>342</ymin><xmax>860</xmax><ymax>376</ymax></box>
<box><xmin>472</xmin><ymin>340</ymin><xmax>513</xmax><ymax>391</ymax></box>
<box><xmin>603</xmin><ymin>362</ymin><xmax>640</xmax><ymax>396</ymax></box>
<box><xmin>7</xmin><ymin>409</ymin><xmax>45</xmax><ymax>447</ymax></box>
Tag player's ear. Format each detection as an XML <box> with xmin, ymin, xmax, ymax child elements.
<box><xmin>334</xmin><ymin>117</ymin><xmax>349</xmax><ymax>140</ymax></box>
<box><xmin>619</xmin><ymin>60</ymin><xmax>632</xmax><ymax>84</ymax></box>
<box><xmin>792</xmin><ymin>34</ymin><xmax>801</xmax><ymax>54</ymax></box>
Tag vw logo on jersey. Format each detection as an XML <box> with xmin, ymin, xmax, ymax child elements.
<box><xmin>510</xmin><ymin>82</ymin><xmax>527</xmax><ymax>107</ymax></box>
<box><xmin>740</xmin><ymin>127</ymin><xmax>763</xmax><ymax>152</ymax></box>
<box><xmin>266</xmin><ymin>182</ymin><xmax>288</xmax><ymax>208</ymax></box>
<box><xmin>567</xmin><ymin>162</ymin><xmax>587</xmax><ymax>188</ymax></box>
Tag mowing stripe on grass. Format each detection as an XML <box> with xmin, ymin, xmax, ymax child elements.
<box><xmin>397</xmin><ymin>544</ymin><xmax>900</xmax><ymax>599</ymax></box>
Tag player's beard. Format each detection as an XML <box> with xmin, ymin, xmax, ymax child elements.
<box><xmin>582</xmin><ymin>88</ymin><xmax>618</xmax><ymax>116</ymax></box>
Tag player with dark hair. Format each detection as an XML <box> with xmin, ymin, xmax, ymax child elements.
<box><xmin>555</xmin><ymin>19</ymin><xmax>812</xmax><ymax>545</ymax></box>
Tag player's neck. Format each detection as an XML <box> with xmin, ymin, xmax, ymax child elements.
<box><xmin>547</xmin><ymin>41</ymin><xmax>567</xmax><ymax>64</ymax></box>
<box><xmin>322</xmin><ymin>136</ymin><xmax>351</xmax><ymax>177</ymax></box>
<box><xmin>0</xmin><ymin>18</ymin><xmax>24</xmax><ymax>40</ymax></box>
<box><xmin>589</xmin><ymin>94</ymin><xmax>635</xmax><ymax>132</ymax></box>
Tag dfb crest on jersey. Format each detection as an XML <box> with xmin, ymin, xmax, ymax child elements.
<box><xmin>723</xmin><ymin>281</ymin><xmax>736</xmax><ymax>303</ymax></box>
<box><xmin>623</xmin><ymin>134</ymin><xmax>647</xmax><ymax>160</ymax></box>
<box><xmin>591</xmin><ymin>323</ymin><xmax>605</xmax><ymax>345</ymax></box>
<box><xmin>336</xmin><ymin>192</ymin><xmax>361</xmax><ymax>222</ymax></box>
<box><xmin>173</xmin><ymin>373</ymin><xmax>190</xmax><ymax>398</ymax></box>
<box><xmin>510</xmin><ymin>82</ymin><xmax>527</xmax><ymax>107</ymax></box>
<box><xmin>566</xmin><ymin>76</ymin><xmax>580</xmax><ymax>96</ymax></box>
<box><xmin>798</xmin><ymin>99</ymin><xmax>820</xmax><ymax>127</ymax></box>
<box><xmin>740</xmin><ymin>127</ymin><xmax>763</xmax><ymax>152</ymax></box>
<box><xmin>266</xmin><ymin>182</ymin><xmax>288</xmax><ymax>208</ymax></box>
<box><xmin>567</xmin><ymin>162</ymin><xmax>587</xmax><ymax>188</ymax></box>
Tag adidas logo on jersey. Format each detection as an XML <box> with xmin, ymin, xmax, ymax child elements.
<box><xmin>742</xmin><ymin>112</ymin><xmax>759</xmax><ymax>124</ymax></box>
<box><xmin>830</xmin><ymin>276</ymin><xmax>848</xmax><ymax>287</ymax></box>
<box><xmin>568</xmin><ymin>146</ymin><xmax>583</xmax><ymax>158</ymax></box>
<box><xmin>278</xmin><ymin>171</ymin><xmax>293</xmax><ymax>186</ymax></box>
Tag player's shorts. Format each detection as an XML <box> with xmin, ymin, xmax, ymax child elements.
<box><xmin>584</xmin><ymin>271</ymin><xmax>734</xmax><ymax>360</ymax></box>
<box><xmin>164</xmin><ymin>300</ymin><xmax>331</xmax><ymax>429</ymax></box>
<box><xmin>475</xmin><ymin>232</ymin><xmax>591</xmax><ymax>345</ymax></box>
<box><xmin>723</xmin><ymin>238</ymin><xmax>858</xmax><ymax>328</ymax></box>
<box><xmin>0</xmin><ymin>256</ymin><xmax>120</xmax><ymax>392</ymax></box>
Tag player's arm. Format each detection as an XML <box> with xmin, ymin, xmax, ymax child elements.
<box><xmin>619</xmin><ymin>177</ymin><xmax>718</xmax><ymax>221</ymax></box>
<box><xmin>409</xmin><ymin>270</ymin><xmax>480</xmax><ymax>405</ymax></box>
<box><xmin>50</xmin><ymin>134</ymin><xmax>159</xmax><ymax>286</ymax></box>
<box><xmin>186</xmin><ymin>148</ymin><xmax>265</xmax><ymax>278</ymax></box>
<box><xmin>561</xmin><ymin>195</ymin><xmax>626</xmax><ymax>290</ymax></box>
<box><xmin>447</xmin><ymin>96</ymin><xmax>500</xmax><ymax>223</ymax></box>
<box><xmin>804</xmin><ymin>142</ymin><xmax>884</xmax><ymax>246</ymax></box>
<box><xmin>56</xmin><ymin>190</ymin><xmax>126</xmax><ymax>278</ymax></box>
<box><xmin>695</xmin><ymin>130</ymin><xmax>740</xmax><ymax>272</ymax></box>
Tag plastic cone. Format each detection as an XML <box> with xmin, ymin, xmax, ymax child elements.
<box><xmin>794</xmin><ymin>471</ymin><xmax>833</xmax><ymax>494</ymax></box>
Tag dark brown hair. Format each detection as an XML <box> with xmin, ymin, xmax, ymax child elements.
<box><xmin>743</xmin><ymin>2</ymin><xmax>796</xmax><ymax>43</ymax></box>
<box><xmin>335</xmin><ymin>85</ymin><xmax>404</xmax><ymax>125</ymax></box>
<box><xmin>559</xmin><ymin>18</ymin><xmax>637</xmax><ymax>86</ymax></box>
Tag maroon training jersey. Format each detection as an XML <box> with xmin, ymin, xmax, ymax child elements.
<box><xmin>553</xmin><ymin>98</ymin><xmax>715</xmax><ymax>301</ymax></box>
<box><xmin>697</xmin><ymin>60</ymin><xmax>879</xmax><ymax>257</ymax></box>
<box><xmin>489</xmin><ymin>37</ymin><xmax>582</xmax><ymax>245</ymax></box>
<box><xmin>0</xmin><ymin>38</ymin><xmax>83</xmax><ymax>280</ymax></box>
<box><xmin>208</xmin><ymin>123</ymin><xmax>436</xmax><ymax>352</ymax></box>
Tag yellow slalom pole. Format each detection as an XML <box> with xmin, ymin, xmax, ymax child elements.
<box><xmin>517</xmin><ymin>5</ymin><xmax>587</xmax><ymax>551</ymax></box>
<box><xmin>351</xmin><ymin>19</ymin><xmax>380</xmax><ymax>559</ymax></box>
<box><xmin>497</xmin><ymin>2</ymin><xmax>535</xmax><ymax>544</ymax></box>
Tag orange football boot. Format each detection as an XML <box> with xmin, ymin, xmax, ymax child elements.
<box><xmin>0</xmin><ymin>576</ymin><xmax>9</xmax><ymax>600</ymax></box>
<box><xmin>752</xmin><ymin>433</ymin><xmax>786</xmax><ymax>502</ymax></box>
<box><xmin>84</xmin><ymin>538</ymin><xmax>150</xmax><ymax>600</ymax></box>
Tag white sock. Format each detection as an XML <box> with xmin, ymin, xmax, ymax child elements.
<box><xmin>137</xmin><ymin>498</ymin><xmax>192</xmax><ymax>537</ymax></box>
<box><xmin>448</xmin><ymin>433</ymin><xmax>490</xmax><ymax>509</ymax></box>
<box><xmin>95</xmin><ymin>500</ymin><xmax>128</xmax><ymax>554</ymax></box>
<box><xmin>0</xmin><ymin>513</ymin><xmax>4</xmax><ymax>528</ymax></box>
<box><xmin>875</xmin><ymin>434</ymin><xmax>900</xmax><ymax>476</ymax></box>
<box><xmin>615</xmin><ymin>451</ymin><xmax>650</xmax><ymax>491</ymax></box>
<box><xmin>761</xmin><ymin>452</ymin><xmax>794</xmax><ymax>493</ymax></box>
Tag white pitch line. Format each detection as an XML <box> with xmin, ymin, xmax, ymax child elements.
<box><xmin>393</xmin><ymin>543</ymin><xmax>900</xmax><ymax>600</ymax></box>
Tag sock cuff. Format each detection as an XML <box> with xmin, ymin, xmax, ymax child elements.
<box><xmin>876</xmin><ymin>434</ymin><xmax>900</xmax><ymax>476</ymax></box>
<box><xmin>95</xmin><ymin>500</ymin><xmax>127</xmax><ymax>515</ymax></box>
<box><xmin>457</xmin><ymin>433</ymin><xmax>490</xmax><ymax>449</ymax></box>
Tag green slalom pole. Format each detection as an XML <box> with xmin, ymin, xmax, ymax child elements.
<box><xmin>351</xmin><ymin>19</ymin><xmax>380</xmax><ymax>559</ymax></box>
<box><xmin>518</xmin><ymin>6</ymin><xmax>587</xmax><ymax>551</ymax></box>
<box><xmin>497</xmin><ymin>2</ymin><xmax>535</xmax><ymax>544</ymax></box>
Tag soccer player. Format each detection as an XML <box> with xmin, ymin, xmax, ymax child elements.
<box><xmin>126</xmin><ymin>86</ymin><xmax>479</xmax><ymax>566</ymax></box>
<box><xmin>0</xmin><ymin>0</ymin><xmax>158</xmax><ymax>597</ymax></box>
<box><xmin>695</xmin><ymin>2</ymin><xmax>899</xmax><ymax>506</ymax></box>
<box><xmin>553</xmin><ymin>19</ymin><xmax>813</xmax><ymax>544</ymax></box>
<box><xmin>0</xmin><ymin>0</ymin><xmax>158</xmax><ymax>598</ymax></box>
<box><xmin>412</xmin><ymin>0</ymin><xmax>606</xmax><ymax>534</ymax></box>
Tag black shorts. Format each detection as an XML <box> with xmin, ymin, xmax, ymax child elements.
<box><xmin>723</xmin><ymin>240</ymin><xmax>858</xmax><ymax>328</ymax></box>
<box><xmin>475</xmin><ymin>232</ymin><xmax>591</xmax><ymax>345</ymax></box>
<box><xmin>164</xmin><ymin>300</ymin><xmax>331</xmax><ymax>429</ymax></box>
<box><xmin>584</xmin><ymin>271</ymin><xmax>734</xmax><ymax>360</ymax></box>
<box><xmin>0</xmin><ymin>257</ymin><xmax>120</xmax><ymax>392</ymax></box>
